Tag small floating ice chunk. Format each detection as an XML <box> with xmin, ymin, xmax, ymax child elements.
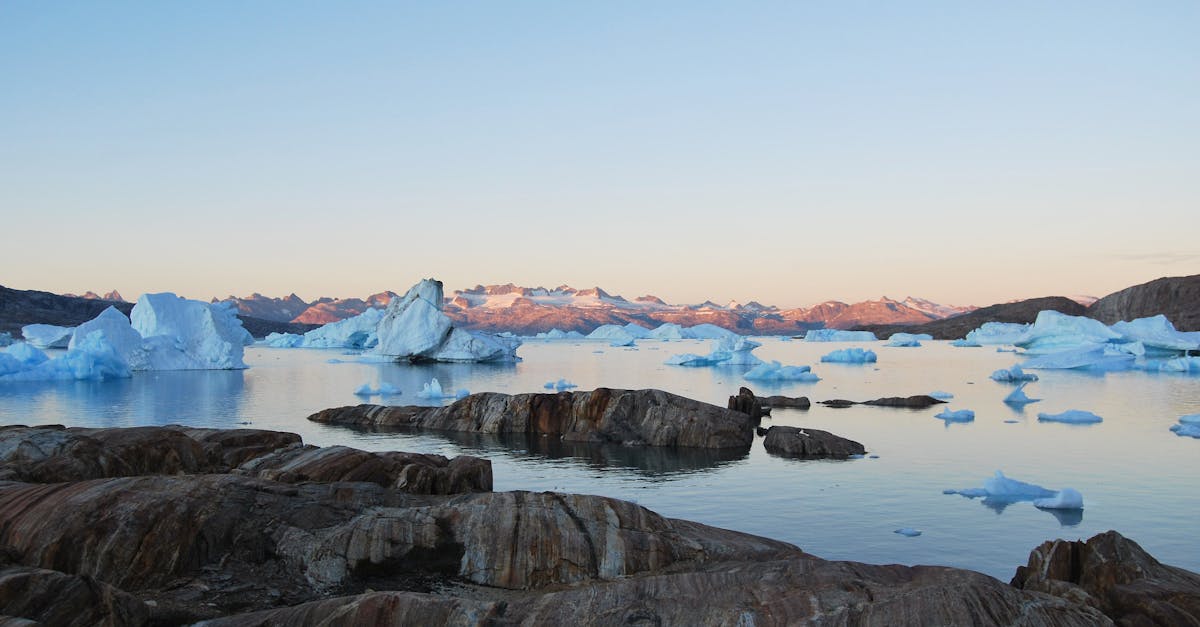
<box><xmin>894</xmin><ymin>528</ymin><xmax>922</xmax><ymax>537</ymax></box>
<box><xmin>929</xmin><ymin>391</ymin><xmax>954</xmax><ymax>400</ymax></box>
<box><xmin>1037</xmin><ymin>410</ymin><xmax>1102</xmax><ymax>424</ymax></box>
<box><xmin>544</xmin><ymin>378</ymin><xmax>578</xmax><ymax>391</ymax></box>
<box><xmin>1170</xmin><ymin>414</ymin><xmax>1200</xmax><ymax>438</ymax></box>
<box><xmin>948</xmin><ymin>471</ymin><xmax>1056</xmax><ymax>500</ymax></box>
<box><xmin>743</xmin><ymin>361</ymin><xmax>819</xmax><ymax>382</ymax></box>
<box><xmin>1034</xmin><ymin>488</ymin><xmax>1084</xmax><ymax>510</ymax></box>
<box><xmin>934</xmin><ymin>408</ymin><xmax>975</xmax><ymax>423</ymax></box>
<box><xmin>990</xmin><ymin>365</ymin><xmax>1038</xmax><ymax>383</ymax></box>
<box><xmin>886</xmin><ymin>333</ymin><xmax>930</xmax><ymax>347</ymax></box>
<box><xmin>354</xmin><ymin>384</ymin><xmax>376</xmax><ymax>396</ymax></box>
<box><xmin>417</xmin><ymin>378</ymin><xmax>460</xmax><ymax>400</ymax></box>
<box><xmin>1003</xmin><ymin>383</ymin><xmax>1040</xmax><ymax>406</ymax></box>
<box><xmin>804</xmin><ymin>329</ymin><xmax>877</xmax><ymax>342</ymax></box>
<box><xmin>821</xmin><ymin>348</ymin><xmax>877</xmax><ymax>363</ymax></box>
<box><xmin>378</xmin><ymin>382</ymin><xmax>401</xmax><ymax>396</ymax></box>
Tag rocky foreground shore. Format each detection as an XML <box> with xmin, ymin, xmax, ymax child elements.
<box><xmin>1</xmin><ymin>418</ymin><xmax>1197</xmax><ymax>624</ymax></box>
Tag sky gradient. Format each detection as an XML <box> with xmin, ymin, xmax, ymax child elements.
<box><xmin>2</xmin><ymin>2</ymin><xmax>1197</xmax><ymax>308</ymax></box>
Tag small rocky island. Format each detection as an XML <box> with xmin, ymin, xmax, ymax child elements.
<box><xmin>0</xmin><ymin>391</ymin><xmax>1197</xmax><ymax>625</ymax></box>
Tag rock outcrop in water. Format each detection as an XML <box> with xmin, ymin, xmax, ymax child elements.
<box><xmin>760</xmin><ymin>394</ymin><xmax>812</xmax><ymax>409</ymax></box>
<box><xmin>762</xmin><ymin>425</ymin><xmax>867</xmax><ymax>459</ymax></box>
<box><xmin>0</xmin><ymin>424</ymin><xmax>1132</xmax><ymax>625</ymax></box>
<box><xmin>727</xmin><ymin>386</ymin><xmax>768</xmax><ymax>420</ymax></box>
<box><xmin>309</xmin><ymin>388</ymin><xmax>757</xmax><ymax>449</ymax></box>
<box><xmin>820</xmin><ymin>395</ymin><xmax>947</xmax><ymax>409</ymax></box>
<box><xmin>1012</xmin><ymin>530</ymin><xmax>1200</xmax><ymax>625</ymax></box>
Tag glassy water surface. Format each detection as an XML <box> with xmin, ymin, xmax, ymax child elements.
<box><xmin>2</xmin><ymin>339</ymin><xmax>1197</xmax><ymax>580</ymax></box>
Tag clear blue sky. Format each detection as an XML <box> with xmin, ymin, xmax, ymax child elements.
<box><xmin>2</xmin><ymin>1</ymin><xmax>1196</xmax><ymax>307</ymax></box>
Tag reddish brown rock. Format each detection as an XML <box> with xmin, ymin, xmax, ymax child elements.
<box><xmin>1012</xmin><ymin>530</ymin><xmax>1200</xmax><ymax>625</ymax></box>
<box><xmin>234</xmin><ymin>445</ymin><xmax>491</xmax><ymax>494</ymax></box>
<box><xmin>0</xmin><ymin>565</ymin><xmax>149</xmax><ymax>627</ymax></box>
<box><xmin>309</xmin><ymin>388</ymin><xmax>755</xmax><ymax>449</ymax></box>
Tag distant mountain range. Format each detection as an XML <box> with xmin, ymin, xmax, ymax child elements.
<box><xmin>206</xmin><ymin>284</ymin><xmax>978</xmax><ymax>336</ymax></box>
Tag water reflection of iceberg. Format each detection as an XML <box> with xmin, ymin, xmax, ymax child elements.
<box><xmin>369</xmin><ymin>361</ymin><xmax>517</xmax><ymax>406</ymax></box>
<box><xmin>976</xmin><ymin>496</ymin><xmax>1083</xmax><ymax>526</ymax></box>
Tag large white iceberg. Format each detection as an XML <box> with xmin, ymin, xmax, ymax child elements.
<box><xmin>648</xmin><ymin>323</ymin><xmax>685</xmax><ymax>340</ymax></box>
<box><xmin>682</xmin><ymin>323</ymin><xmax>737</xmax><ymax>339</ymax></box>
<box><xmin>302</xmin><ymin>308</ymin><xmax>385</xmax><ymax>349</ymax></box>
<box><xmin>533</xmin><ymin>328</ymin><xmax>586</xmax><ymax>340</ymax></box>
<box><xmin>69</xmin><ymin>306</ymin><xmax>147</xmax><ymax>367</ymax></box>
<box><xmin>263</xmin><ymin>332</ymin><xmax>305</xmax><ymax>348</ymax></box>
<box><xmin>131</xmin><ymin>294</ymin><xmax>251</xmax><ymax>370</ymax></box>
<box><xmin>1037</xmin><ymin>410</ymin><xmax>1102</xmax><ymax>424</ymax></box>
<box><xmin>587</xmin><ymin>325</ymin><xmax>633</xmax><ymax>340</ymax></box>
<box><xmin>0</xmin><ymin>335</ymin><xmax>130</xmax><ymax>382</ymax></box>
<box><xmin>804</xmin><ymin>329</ymin><xmax>877</xmax><ymax>342</ymax></box>
<box><xmin>743</xmin><ymin>361</ymin><xmax>819</xmax><ymax>382</ymax></box>
<box><xmin>1013</xmin><ymin>311</ymin><xmax>1122</xmax><ymax>355</ymax></box>
<box><xmin>821</xmin><ymin>348</ymin><xmax>877</xmax><ymax>363</ymax></box>
<box><xmin>372</xmin><ymin>279</ymin><xmax>520</xmax><ymax>363</ymax></box>
<box><xmin>886</xmin><ymin>332</ymin><xmax>931</xmax><ymax>347</ymax></box>
<box><xmin>1109</xmin><ymin>315</ymin><xmax>1200</xmax><ymax>356</ymax></box>
<box><xmin>963</xmin><ymin>322</ymin><xmax>1029</xmax><ymax>346</ymax></box>
<box><xmin>20</xmin><ymin>324</ymin><xmax>74</xmax><ymax>349</ymax></box>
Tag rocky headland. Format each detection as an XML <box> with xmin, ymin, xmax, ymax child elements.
<box><xmin>3</xmin><ymin>422</ymin><xmax>1197</xmax><ymax>625</ymax></box>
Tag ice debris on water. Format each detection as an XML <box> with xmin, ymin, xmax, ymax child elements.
<box><xmin>929</xmin><ymin>391</ymin><xmax>954</xmax><ymax>400</ymax></box>
<box><xmin>417</xmin><ymin>378</ymin><xmax>465</xmax><ymax>400</ymax></box>
<box><xmin>991</xmin><ymin>365</ymin><xmax>1038</xmax><ymax>383</ymax></box>
<box><xmin>666</xmin><ymin>336</ymin><xmax>763</xmax><ymax>368</ymax></box>
<box><xmin>1169</xmin><ymin>414</ymin><xmax>1200</xmax><ymax>438</ymax></box>
<box><xmin>804</xmin><ymin>329</ymin><xmax>877</xmax><ymax>342</ymax></box>
<box><xmin>934</xmin><ymin>408</ymin><xmax>975</xmax><ymax>423</ymax></box>
<box><xmin>544</xmin><ymin>378</ymin><xmax>578</xmax><ymax>391</ymax></box>
<box><xmin>894</xmin><ymin>528</ymin><xmax>922</xmax><ymax>537</ymax></box>
<box><xmin>354</xmin><ymin>384</ymin><xmax>376</xmax><ymax>396</ymax></box>
<box><xmin>743</xmin><ymin>361</ymin><xmax>820</xmax><ymax>382</ymax></box>
<box><xmin>820</xmin><ymin>348</ymin><xmax>877</xmax><ymax>364</ymax></box>
<box><xmin>946</xmin><ymin>471</ymin><xmax>1083</xmax><ymax>510</ymax></box>
<box><xmin>1003</xmin><ymin>383</ymin><xmax>1040</xmax><ymax>406</ymax></box>
<box><xmin>1037</xmin><ymin>410</ymin><xmax>1102</xmax><ymax>425</ymax></box>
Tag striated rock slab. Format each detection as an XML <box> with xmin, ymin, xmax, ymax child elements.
<box><xmin>762</xmin><ymin>426</ymin><xmax>866</xmax><ymax>459</ymax></box>
<box><xmin>1087</xmin><ymin>274</ymin><xmax>1200</xmax><ymax>331</ymax></box>
<box><xmin>820</xmin><ymin>395</ymin><xmax>946</xmax><ymax>409</ymax></box>
<box><xmin>234</xmin><ymin>445</ymin><xmax>491</xmax><ymax>494</ymax></box>
<box><xmin>0</xmin><ymin>565</ymin><xmax>150</xmax><ymax>627</ymax></box>
<box><xmin>308</xmin><ymin>388</ymin><xmax>755</xmax><ymax>449</ymax></box>
<box><xmin>1012</xmin><ymin>530</ymin><xmax>1200</xmax><ymax>625</ymax></box>
<box><xmin>760</xmin><ymin>394</ymin><xmax>812</xmax><ymax>410</ymax></box>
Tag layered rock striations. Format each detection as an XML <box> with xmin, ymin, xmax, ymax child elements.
<box><xmin>1086</xmin><ymin>274</ymin><xmax>1200</xmax><ymax>331</ymax></box>
<box><xmin>309</xmin><ymin>388</ymin><xmax>756</xmax><ymax>449</ymax></box>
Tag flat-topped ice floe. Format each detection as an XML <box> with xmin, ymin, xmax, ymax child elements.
<box><xmin>963</xmin><ymin>322</ymin><xmax>1030</xmax><ymax>346</ymax></box>
<box><xmin>821</xmin><ymin>348</ymin><xmax>877</xmax><ymax>363</ymax></box>
<box><xmin>665</xmin><ymin>335</ymin><xmax>763</xmax><ymax>367</ymax></box>
<box><xmin>934</xmin><ymin>408</ymin><xmax>975</xmax><ymax>423</ymax></box>
<box><xmin>946</xmin><ymin>470</ymin><xmax>1083</xmax><ymax>510</ymax></box>
<box><xmin>1109</xmin><ymin>315</ymin><xmax>1200</xmax><ymax>356</ymax></box>
<box><xmin>20</xmin><ymin>324</ymin><xmax>74</xmax><ymax>349</ymax></box>
<box><xmin>1038</xmin><ymin>410</ymin><xmax>1102</xmax><ymax>425</ymax></box>
<box><xmin>804</xmin><ymin>329</ymin><xmax>877</xmax><ymax>342</ymax></box>
<box><xmin>886</xmin><ymin>333</ymin><xmax>930</xmax><ymax>347</ymax></box>
<box><xmin>373</xmin><ymin>279</ymin><xmax>520</xmax><ymax>363</ymax></box>
<box><xmin>1022</xmin><ymin>344</ymin><xmax>1138</xmax><ymax>371</ymax></box>
<box><xmin>744</xmin><ymin>361</ymin><xmax>819</xmax><ymax>382</ymax></box>
<box><xmin>1169</xmin><ymin>414</ymin><xmax>1200</xmax><ymax>438</ymax></box>
<box><xmin>533</xmin><ymin>328</ymin><xmax>587</xmax><ymax>340</ymax></box>
<box><xmin>1013</xmin><ymin>311</ymin><xmax>1122</xmax><ymax>355</ymax></box>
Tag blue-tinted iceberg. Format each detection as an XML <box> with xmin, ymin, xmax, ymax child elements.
<box><xmin>0</xmin><ymin>335</ymin><xmax>130</xmax><ymax>382</ymax></box>
<box><xmin>1013</xmin><ymin>311</ymin><xmax>1123</xmax><ymax>355</ymax></box>
<box><xmin>1155</xmin><ymin>357</ymin><xmax>1200</xmax><ymax>373</ymax></box>
<box><xmin>886</xmin><ymin>333</ymin><xmax>930</xmax><ymax>347</ymax></box>
<box><xmin>951</xmin><ymin>339</ymin><xmax>981</xmax><ymax>347</ymax></box>
<box><xmin>622</xmin><ymin>323</ymin><xmax>653</xmax><ymax>339</ymax></box>
<box><xmin>990</xmin><ymin>365</ymin><xmax>1038</xmax><ymax>382</ymax></box>
<box><xmin>610</xmin><ymin>334</ymin><xmax>637</xmax><ymax>347</ymax></box>
<box><xmin>665</xmin><ymin>335</ymin><xmax>763</xmax><ymax>367</ymax></box>
<box><xmin>263</xmin><ymin>332</ymin><xmax>305</xmax><ymax>348</ymax></box>
<box><xmin>302</xmin><ymin>308</ymin><xmax>385</xmax><ymax>349</ymax></box>
<box><xmin>544</xmin><ymin>378</ymin><xmax>578</xmax><ymax>391</ymax></box>
<box><xmin>587</xmin><ymin>325</ymin><xmax>632</xmax><ymax>340</ymax></box>
<box><xmin>416</xmin><ymin>378</ymin><xmax>466</xmax><ymax>400</ymax></box>
<box><xmin>533</xmin><ymin>328</ymin><xmax>587</xmax><ymax>340</ymax></box>
<box><xmin>1022</xmin><ymin>344</ymin><xmax>1137</xmax><ymax>371</ymax></box>
<box><xmin>1003</xmin><ymin>382</ymin><xmax>1040</xmax><ymax>405</ymax></box>
<box><xmin>21</xmin><ymin>324</ymin><xmax>74</xmax><ymax>349</ymax></box>
<box><xmin>804</xmin><ymin>329</ymin><xmax>877</xmax><ymax>342</ymax></box>
<box><xmin>1169</xmin><ymin>414</ymin><xmax>1200</xmax><ymax>438</ymax></box>
<box><xmin>947</xmin><ymin>471</ymin><xmax>1083</xmax><ymax>510</ymax></box>
<box><xmin>1109</xmin><ymin>315</ymin><xmax>1200</xmax><ymax>356</ymax></box>
<box><xmin>821</xmin><ymin>348</ymin><xmax>877</xmax><ymax>363</ymax></box>
<box><xmin>893</xmin><ymin>528</ymin><xmax>922</xmax><ymax>537</ymax></box>
<box><xmin>930</xmin><ymin>390</ymin><xmax>954</xmax><ymax>400</ymax></box>
<box><xmin>743</xmin><ymin>361</ymin><xmax>819</xmax><ymax>382</ymax></box>
<box><xmin>0</xmin><ymin>332</ymin><xmax>12</xmax><ymax>347</ymax></box>
<box><xmin>373</xmin><ymin>279</ymin><xmax>520</xmax><ymax>363</ymax></box>
<box><xmin>682</xmin><ymin>324</ymin><xmax>736</xmax><ymax>339</ymax></box>
<box><xmin>1038</xmin><ymin>410</ymin><xmax>1102</xmax><ymax>424</ymax></box>
<box><xmin>964</xmin><ymin>322</ymin><xmax>1029</xmax><ymax>346</ymax></box>
<box><xmin>934</xmin><ymin>408</ymin><xmax>975</xmax><ymax>423</ymax></box>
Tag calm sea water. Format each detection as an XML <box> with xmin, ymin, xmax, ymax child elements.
<box><xmin>2</xmin><ymin>339</ymin><xmax>1198</xmax><ymax>580</ymax></box>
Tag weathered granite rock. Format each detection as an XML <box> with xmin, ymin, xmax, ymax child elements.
<box><xmin>760</xmin><ymin>395</ymin><xmax>811</xmax><ymax>410</ymax></box>
<box><xmin>234</xmin><ymin>445</ymin><xmax>492</xmax><ymax>494</ymax></box>
<box><xmin>194</xmin><ymin>591</ymin><xmax>501</xmax><ymax>626</ymax></box>
<box><xmin>819</xmin><ymin>395</ymin><xmax>946</xmax><ymax>409</ymax></box>
<box><xmin>0</xmin><ymin>565</ymin><xmax>150</xmax><ymax>627</ymax></box>
<box><xmin>727</xmin><ymin>387</ymin><xmax>768</xmax><ymax>421</ymax></box>
<box><xmin>1087</xmin><ymin>274</ymin><xmax>1200</xmax><ymax>331</ymax></box>
<box><xmin>762</xmin><ymin>426</ymin><xmax>866</xmax><ymax>459</ymax></box>
<box><xmin>1012</xmin><ymin>530</ymin><xmax>1200</xmax><ymax>625</ymax></box>
<box><xmin>309</xmin><ymin>388</ymin><xmax>755</xmax><ymax>449</ymax></box>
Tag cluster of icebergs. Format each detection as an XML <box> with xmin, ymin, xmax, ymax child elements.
<box><xmin>263</xmin><ymin>280</ymin><xmax>520</xmax><ymax>363</ymax></box>
<box><xmin>665</xmin><ymin>335</ymin><xmax>764</xmax><ymax>367</ymax></box>
<box><xmin>2</xmin><ymin>295</ymin><xmax>252</xmax><ymax>382</ymax></box>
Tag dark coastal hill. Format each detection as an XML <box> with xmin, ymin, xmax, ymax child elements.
<box><xmin>0</xmin><ymin>285</ymin><xmax>317</xmax><ymax>339</ymax></box>
<box><xmin>854</xmin><ymin>296</ymin><xmax>1087</xmax><ymax>340</ymax></box>
<box><xmin>1086</xmin><ymin>274</ymin><xmax>1200</xmax><ymax>331</ymax></box>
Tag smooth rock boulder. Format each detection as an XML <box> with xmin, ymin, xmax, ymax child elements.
<box><xmin>234</xmin><ymin>444</ymin><xmax>492</xmax><ymax>494</ymax></box>
<box><xmin>309</xmin><ymin>388</ymin><xmax>756</xmax><ymax>449</ymax></box>
<box><xmin>760</xmin><ymin>395</ymin><xmax>812</xmax><ymax>410</ymax></box>
<box><xmin>1012</xmin><ymin>530</ymin><xmax>1200</xmax><ymax>625</ymax></box>
<box><xmin>762</xmin><ymin>426</ymin><xmax>866</xmax><ymax>459</ymax></box>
